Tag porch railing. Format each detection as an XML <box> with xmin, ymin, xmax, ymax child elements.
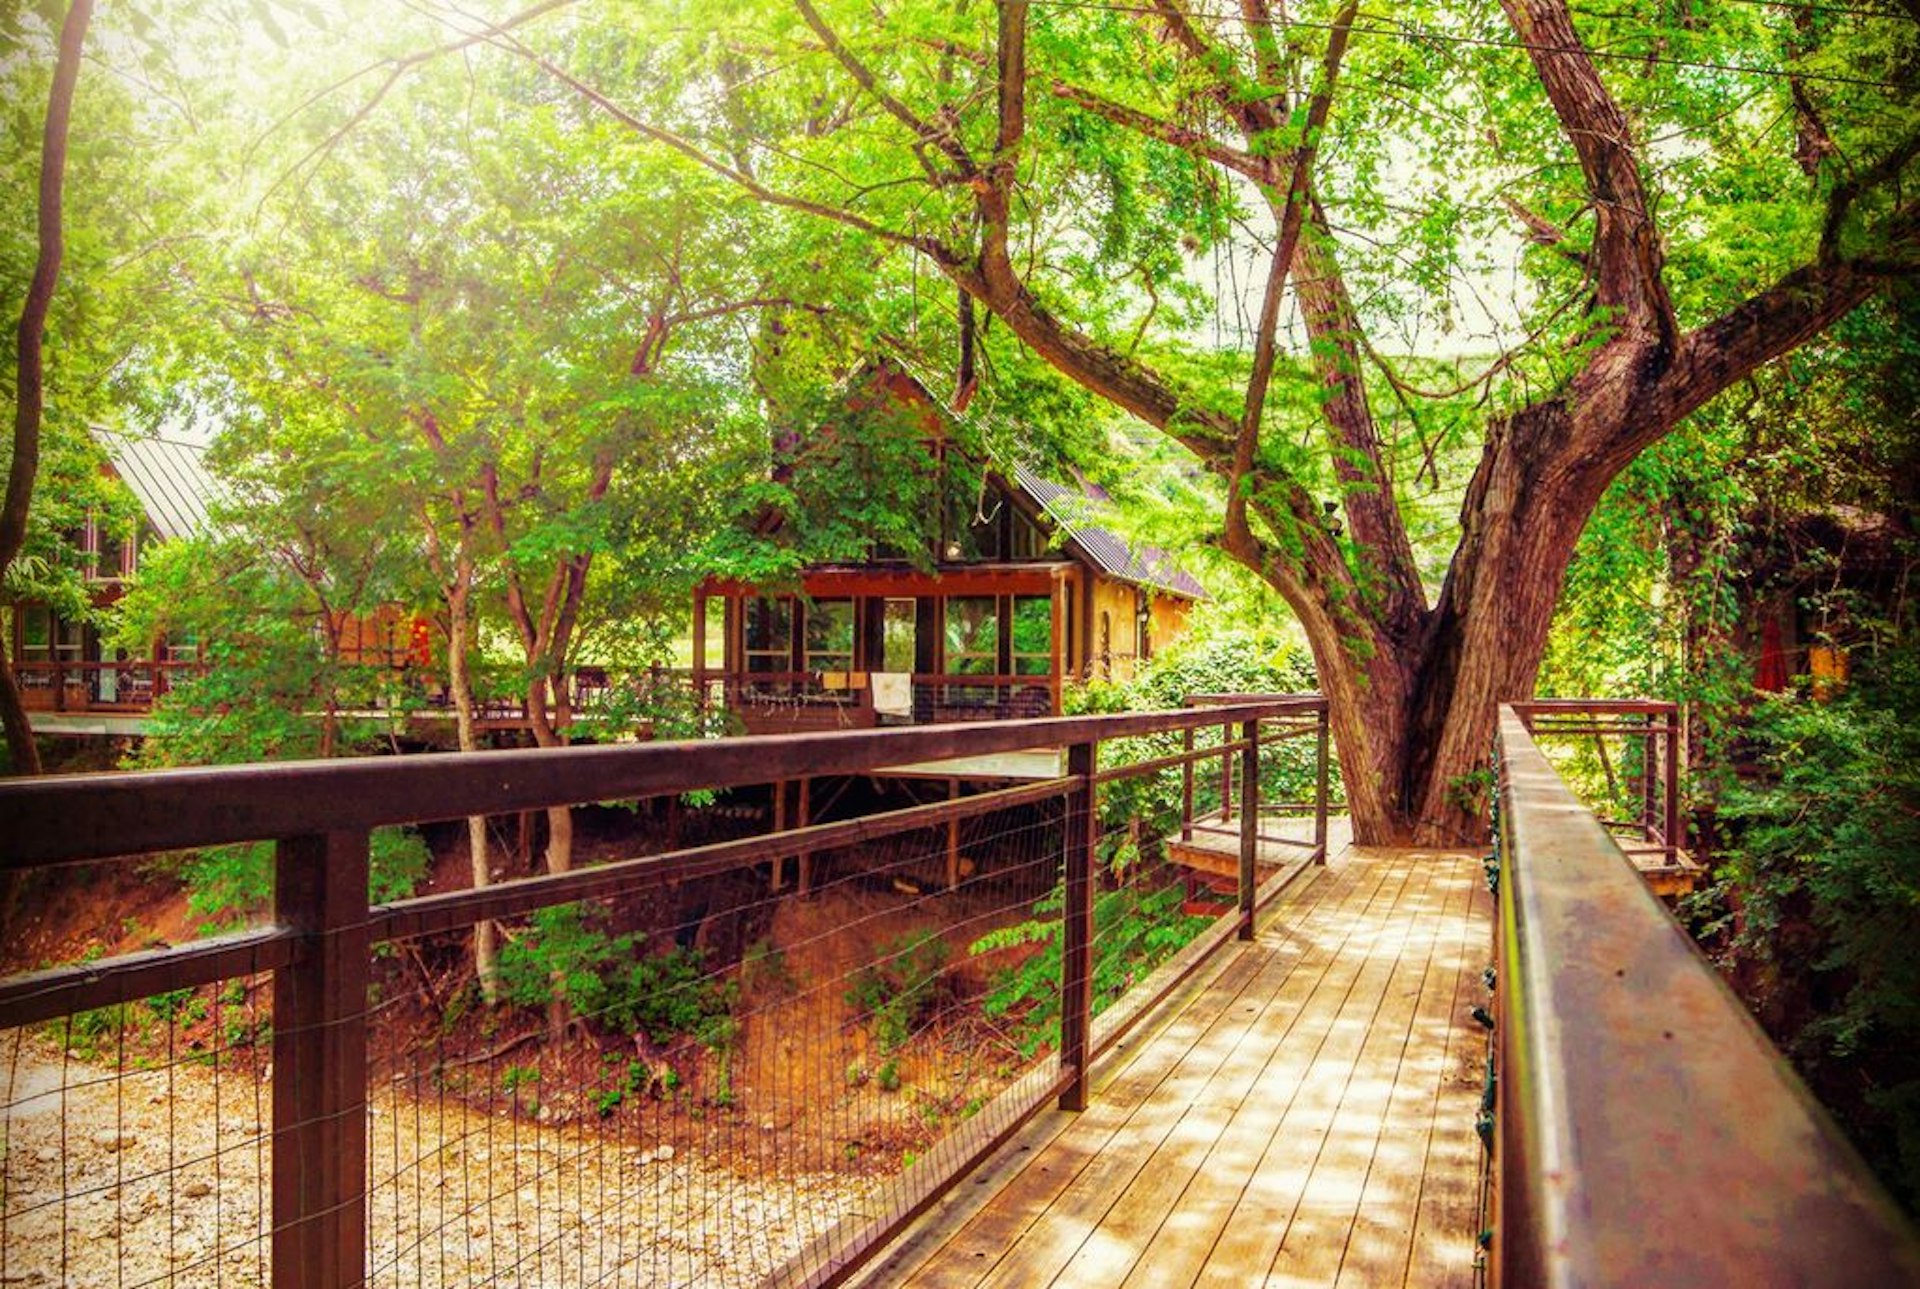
<box><xmin>13</xmin><ymin>659</ymin><xmax>203</xmax><ymax>711</ymax></box>
<box><xmin>1485</xmin><ymin>705</ymin><xmax>1920</xmax><ymax>1286</ymax></box>
<box><xmin>0</xmin><ymin>694</ymin><xmax>1328</xmax><ymax>1289</ymax></box>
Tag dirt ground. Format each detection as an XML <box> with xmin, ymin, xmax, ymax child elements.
<box><xmin>0</xmin><ymin>799</ymin><xmax>1054</xmax><ymax>1286</ymax></box>
<box><xmin>0</xmin><ymin>1032</ymin><xmax>877</xmax><ymax>1288</ymax></box>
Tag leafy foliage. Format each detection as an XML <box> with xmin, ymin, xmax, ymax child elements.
<box><xmin>971</xmin><ymin>880</ymin><xmax>1209</xmax><ymax>1059</ymax></box>
<box><xmin>496</xmin><ymin>904</ymin><xmax>738</xmax><ymax>1051</ymax></box>
<box><xmin>174</xmin><ymin>826</ymin><xmax>430</xmax><ymax>930</ymax></box>
<box><xmin>845</xmin><ymin>929</ymin><xmax>950</xmax><ymax>1055</ymax></box>
<box><xmin>1714</xmin><ymin>654</ymin><xmax>1920</xmax><ymax>1210</ymax></box>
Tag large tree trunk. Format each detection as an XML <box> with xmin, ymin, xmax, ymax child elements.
<box><xmin>0</xmin><ymin>0</ymin><xmax>93</xmax><ymax>778</ymax></box>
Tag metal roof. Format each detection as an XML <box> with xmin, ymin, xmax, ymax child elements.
<box><xmin>1010</xmin><ymin>463</ymin><xmax>1208</xmax><ymax>600</ymax></box>
<box><xmin>89</xmin><ymin>428</ymin><xmax>225</xmax><ymax>541</ymax></box>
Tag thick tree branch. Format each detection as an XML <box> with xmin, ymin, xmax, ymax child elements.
<box><xmin>1653</xmin><ymin>233</ymin><xmax>1915</xmax><ymax>449</ymax></box>
<box><xmin>1048</xmin><ymin>81</ymin><xmax>1266</xmax><ymax>182</ymax></box>
<box><xmin>1499</xmin><ymin>0</ymin><xmax>1676</xmax><ymax>351</ymax></box>
<box><xmin>1292</xmin><ymin>199</ymin><xmax>1427</xmax><ymax>627</ymax></box>
<box><xmin>1226</xmin><ymin>2</ymin><xmax>1358</xmax><ymax>557</ymax></box>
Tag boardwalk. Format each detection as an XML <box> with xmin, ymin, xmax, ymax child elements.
<box><xmin>852</xmin><ymin>842</ymin><xmax>1493</xmax><ymax>1288</ymax></box>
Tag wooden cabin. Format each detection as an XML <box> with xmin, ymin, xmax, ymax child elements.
<box><xmin>7</xmin><ymin>429</ymin><xmax>218</xmax><ymax>719</ymax></box>
<box><xmin>695</xmin><ymin>362</ymin><xmax>1205</xmax><ymax>734</ymax></box>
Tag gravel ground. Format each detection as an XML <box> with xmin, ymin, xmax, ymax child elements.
<box><xmin>1</xmin><ymin>1038</ymin><xmax>876</xmax><ymax>1288</ymax></box>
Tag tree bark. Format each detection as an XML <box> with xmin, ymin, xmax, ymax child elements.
<box><xmin>0</xmin><ymin>0</ymin><xmax>93</xmax><ymax>778</ymax></box>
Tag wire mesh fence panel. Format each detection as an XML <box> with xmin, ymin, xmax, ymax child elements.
<box><xmin>0</xmin><ymin>696</ymin><xmax>1330</xmax><ymax>1289</ymax></box>
<box><xmin>354</xmin><ymin>788</ymin><xmax>1065</xmax><ymax>1289</ymax></box>
<box><xmin>1</xmin><ymin>947</ymin><xmax>277</xmax><ymax>1288</ymax></box>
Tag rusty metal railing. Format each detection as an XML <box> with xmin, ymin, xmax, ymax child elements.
<box><xmin>1485</xmin><ymin>705</ymin><xmax>1920</xmax><ymax>1286</ymax></box>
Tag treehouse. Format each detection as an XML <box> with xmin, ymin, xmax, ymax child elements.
<box><xmin>694</xmin><ymin>361</ymin><xmax>1205</xmax><ymax>734</ymax></box>
<box><xmin>7</xmin><ymin>429</ymin><xmax>430</xmax><ymax>735</ymax></box>
<box><xmin>6</xmin><ymin>429</ymin><xmax>217</xmax><ymax>727</ymax></box>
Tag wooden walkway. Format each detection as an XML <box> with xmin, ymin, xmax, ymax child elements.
<box><xmin>852</xmin><ymin>842</ymin><xmax>1493</xmax><ymax>1288</ymax></box>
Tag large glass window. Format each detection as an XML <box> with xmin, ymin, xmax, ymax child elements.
<box><xmin>805</xmin><ymin>598</ymin><xmax>856</xmax><ymax>673</ymax></box>
<box><xmin>944</xmin><ymin>597</ymin><xmax>999</xmax><ymax>675</ymax></box>
<box><xmin>1012</xmin><ymin>596</ymin><xmax>1053</xmax><ymax>676</ymax></box>
<box><xmin>744</xmin><ymin>597</ymin><xmax>794</xmax><ymax>674</ymax></box>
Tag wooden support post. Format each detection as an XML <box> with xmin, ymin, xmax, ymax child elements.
<box><xmin>1314</xmin><ymin>705</ymin><xmax>1331</xmax><ymax>864</ymax></box>
<box><xmin>1060</xmin><ymin>740</ymin><xmax>1096</xmax><ymax>1112</ymax></box>
<box><xmin>272</xmin><ymin>831</ymin><xmax>370</xmax><ymax>1289</ymax></box>
<box><xmin>692</xmin><ymin>588</ymin><xmax>707</xmax><ymax>716</ymax></box>
<box><xmin>1641</xmin><ymin>715</ymin><xmax>1658</xmax><ymax>839</ymax></box>
<box><xmin>797</xmin><ymin>777</ymin><xmax>813</xmax><ymax>896</ymax></box>
<box><xmin>1181</xmin><ymin>725</ymin><xmax>1195</xmax><ymax>842</ymax></box>
<box><xmin>1662</xmin><ymin>718</ymin><xmax>1681</xmax><ymax>864</ymax></box>
<box><xmin>1239</xmin><ymin>718</ymin><xmax>1259</xmax><ymax>941</ymax></box>
<box><xmin>1049</xmin><ymin>572</ymin><xmax>1065</xmax><ymax>716</ymax></box>
<box><xmin>771</xmin><ymin>779</ymin><xmax>787</xmax><ymax>891</ymax></box>
<box><xmin>946</xmin><ymin>778</ymin><xmax>961</xmax><ymax>890</ymax></box>
<box><xmin>1219</xmin><ymin>720</ymin><xmax>1233</xmax><ymax>822</ymax></box>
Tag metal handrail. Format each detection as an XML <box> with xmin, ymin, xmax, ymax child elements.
<box><xmin>1489</xmin><ymin>705</ymin><xmax>1920</xmax><ymax>1286</ymax></box>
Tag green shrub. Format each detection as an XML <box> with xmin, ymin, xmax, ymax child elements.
<box><xmin>970</xmin><ymin>880</ymin><xmax>1209</xmax><ymax>1058</ymax></box>
<box><xmin>1717</xmin><ymin>651</ymin><xmax>1920</xmax><ymax>1210</ymax></box>
<box><xmin>176</xmin><ymin>825</ymin><xmax>431</xmax><ymax>928</ymax></box>
<box><xmin>495</xmin><ymin>903</ymin><xmax>738</xmax><ymax>1049</ymax></box>
<box><xmin>846</xmin><ymin>930</ymin><xmax>950</xmax><ymax>1054</ymax></box>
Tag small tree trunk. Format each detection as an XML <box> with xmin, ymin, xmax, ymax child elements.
<box><xmin>444</xmin><ymin>568</ymin><xmax>499</xmax><ymax>1000</ymax></box>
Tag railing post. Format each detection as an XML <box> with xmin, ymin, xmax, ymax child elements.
<box><xmin>1059</xmin><ymin>739</ymin><xmax>1096</xmax><ymax>1112</ymax></box>
<box><xmin>1180</xmin><ymin>725</ymin><xmax>1194</xmax><ymax>842</ymax></box>
<box><xmin>1218</xmin><ymin>720</ymin><xmax>1232</xmax><ymax>819</ymax></box>
<box><xmin>1238</xmin><ymin>718</ymin><xmax>1259</xmax><ymax>941</ymax></box>
<box><xmin>1662</xmin><ymin>709</ymin><xmax>1681</xmax><ymax>865</ymax></box>
<box><xmin>273</xmin><ymin>831</ymin><xmax>370</xmax><ymax>1289</ymax></box>
<box><xmin>1314</xmin><ymin>704</ymin><xmax>1331</xmax><ymax>864</ymax></box>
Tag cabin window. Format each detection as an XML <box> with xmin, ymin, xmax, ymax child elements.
<box><xmin>19</xmin><ymin>605</ymin><xmax>53</xmax><ymax>663</ymax></box>
<box><xmin>944</xmin><ymin>597</ymin><xmax>999</xmax><ymax>675</ymax></box>
<box><xmin>1009</xmin><ymin>510</ymin><xmax>1049</xmax><ymax>559</ymax></box>
<box><xmin>1098</xmin><ymin>610</ymin><xmax>1112</xmax><ymax>680</ymax></box>
<box><xmin>164</xmin><ymin>629</ymin><xmax>200</xmax><ymax>663</ymax></box>
<box><xmin>743</xmin><ymin>596</ymin><xmax>794</xmax><ymax>675</ymax></box>
<box><xmin>86</xmin><ymin>513</ymin><xmax>133</xmax><ymax>581</ymax></box>
<box><xmin>805</xmin><ymin>598</ymin><xmax>856</xmax><ymax>674</ymax></box>
<box><xmin>882</xmin><ymin>599</ymin><xmax>916</xmax><ymax>672</ymax></box>
<box><xmin>1136</xmin><ymin>596</ymin><xmax>1153</xmax><ymax>661</ymax></box>
<box><xmin>1011</xmin><ymin>596</ymin><xmax>1052</xmax><ymax>676</ymax></box>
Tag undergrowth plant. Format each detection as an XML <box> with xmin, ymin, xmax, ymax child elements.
<box><xmin>1714</xmin><ymin>650</ymin><xmax>1920</xmax><ymax>1211</ymax></box>
<box><xmin>970</xmin><ymin>878</ymin><xmax>1209</xmax><ymax>1058</ymax></box>
<box><xmin>496</xmin><ymin>903</ymin><xmax>738</xmax><ymax>1053</ymax></box>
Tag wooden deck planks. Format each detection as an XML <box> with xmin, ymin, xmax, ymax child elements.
<box><xmin>857</xmin><ymin>843</ymin><xmax>1491</xmax><ymax>1289</ymax></box>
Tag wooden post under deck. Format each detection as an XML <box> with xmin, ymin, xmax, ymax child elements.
<box><xmin>797</xmin><ymin>777</ymin><xmax>813</xmax><ymax>895</ymax></box>
<box><xmin>771</xmin><ymin>778</ymin><xmax>787</xmax><ymax>890</ymax></box>
<box><xmin>946</xmin><ymin>778</ymin><xmax>961</xmax><ymax>890</ymax></box>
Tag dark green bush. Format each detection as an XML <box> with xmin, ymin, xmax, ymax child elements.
<box><xmin>1717</xmin><ymin>651</ymin><xmax>1920</xmax><ymax>1210</ymax></box>
<box><xmin>846</xmin><ymin>929</ymin><xmax>950</xmax><ymax>1054</ymax></box>
<box><xmin>496</xmin><ymin>903</ymin><xmax>737</xmax><ymax>1049</ymax></box>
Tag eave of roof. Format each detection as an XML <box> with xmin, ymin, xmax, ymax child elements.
<box><xmin>1009</xmin><ymin>462</ymin><xmax>1207</xmax><ymax>600</ymax></box>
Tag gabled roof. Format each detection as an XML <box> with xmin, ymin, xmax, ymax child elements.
<box><xmin>821</xmin><ymin>358</ymin><xmax>1206</xmax><ymax>601</ymax></box>
<box><xmin>89</xmin><ymin>428</ymin><xmax>225</xmax><ymax>542</ymax></box>
<box><xmin>1009</xmin><ymin>464</ymin><xmax>1207</xmax><ymax>601</ymax></box>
